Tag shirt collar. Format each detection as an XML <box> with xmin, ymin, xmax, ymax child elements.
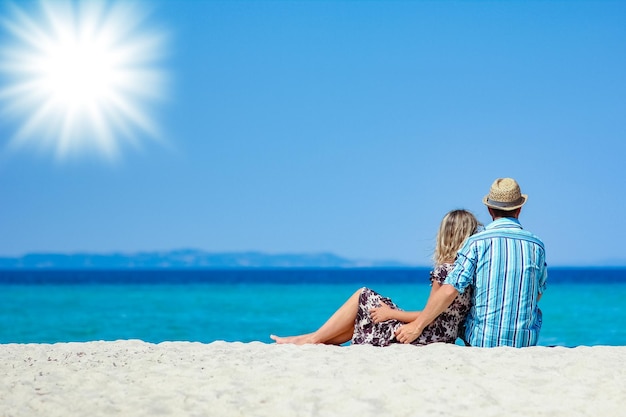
<box><xmin>486</xmin><ymin>217</ymin><xmax>523</xmax><ymax>230</ymax></box>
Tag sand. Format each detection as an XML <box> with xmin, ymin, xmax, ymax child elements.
<box><xmin>1</xmin><ymin>340</ymin><xmax>624</xmax><ymax>417</ymax></box>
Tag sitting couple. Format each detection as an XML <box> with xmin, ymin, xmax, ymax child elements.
<box><xmin>271</xmin><ymin>178</ymin><xmax>548</xmax><ymax>348</ymax></box>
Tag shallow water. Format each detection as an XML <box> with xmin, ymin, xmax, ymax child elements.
<box><xmin>1</xmin><ymin>270</ymin><xmax>624</xmax><ymax>346</ymax></box>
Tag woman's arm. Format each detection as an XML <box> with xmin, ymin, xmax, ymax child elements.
<box><xmin>369</xmin><ymin>305</ymin><xmax>419</xmax><ymax>323</ymax></box>
<box><xmin>369</xmin><ymin>282</ymin><xmax>442</xmax><ymax>324</ymax></box>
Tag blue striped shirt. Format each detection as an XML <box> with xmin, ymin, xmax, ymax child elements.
<box><xmin>444</xmin><ymin>217</ymin><xmax>547</xmax><ymax>347</ymax></box>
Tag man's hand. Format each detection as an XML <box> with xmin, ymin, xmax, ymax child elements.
<box><xmin>394</xmin><ymin>322</ymin><xmax>423</xmax><ymax>344</ymax></box>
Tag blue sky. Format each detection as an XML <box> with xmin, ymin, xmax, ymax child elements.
<box><xmin>0</xmin><ymin>0</ymin><xmax>625</xmax><ymax>266</ymax></box>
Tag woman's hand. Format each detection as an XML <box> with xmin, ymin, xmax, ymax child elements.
<box><xmin>394</xmin><ymin>323</ymin><xmax>423</xmax><ymax>344</ymax></box>
<box><xmin>369</xmin><ymin>303</ymin><xmax>395</xmax><ymax>323</ymax></box>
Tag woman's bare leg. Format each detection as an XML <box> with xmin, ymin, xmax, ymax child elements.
<box><xmin>270</xmin><ymin>288</ymin><xmax>363</xmax><ymax>345</ymax></box>
<box><xmin>324</xmin><ymin>327</ymin><xmax>355</xmax><ymax>345</ymax></box>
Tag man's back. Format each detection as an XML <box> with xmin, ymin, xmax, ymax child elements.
<box><xmin>446</xmin><ymin>217</ymin><xmax>548</xmax><ymax>347</ymax></box>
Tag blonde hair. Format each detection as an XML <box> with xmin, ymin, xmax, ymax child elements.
<box><xmin>433</xmin><ymin>209</ymin><xmax>481</xmax><ymax>265</ymax></box>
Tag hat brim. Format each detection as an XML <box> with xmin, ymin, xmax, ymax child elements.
<box><xmin>482</xmin><ymin>194</ymin><xmax>528</xmax><ymax>211</ymax></box>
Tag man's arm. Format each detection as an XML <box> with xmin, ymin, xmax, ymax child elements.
<box><xmin>394</xmin><ymin>283</ymin><xmax>459</xmax><ymax>344</ymax></box>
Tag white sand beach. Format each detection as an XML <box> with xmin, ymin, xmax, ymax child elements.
<box><xmin>1</xmin><ymin>340</ymin><xmax>624</xmax><ymax>417</ymax></box>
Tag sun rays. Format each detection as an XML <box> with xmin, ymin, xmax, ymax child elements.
<box><xmin>0</xmin><ymin>0</ymin><xmax>168</xmax><ymax>161</ymax></box>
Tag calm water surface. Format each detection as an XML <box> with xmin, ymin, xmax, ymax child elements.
<box><xmin>1</xmin><ymin>269</ymin><xmax>624</xmax><ymax>346</ymax></box>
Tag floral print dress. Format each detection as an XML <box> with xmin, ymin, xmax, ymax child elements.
<box><xmin>351</xmin><ymin>263</ymin><xmax>472</xmax><ymax>346</ymax></box>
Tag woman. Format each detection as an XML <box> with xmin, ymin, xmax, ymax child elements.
<box><xmin>270</xmin><ymin>209</ymin><xmax>480</xmax><ymax>346</ymax></box>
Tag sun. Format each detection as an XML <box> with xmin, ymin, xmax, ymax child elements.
<box><xmin>0</xmin><ymin>0</ymin><xmax>168</xmax><ymax>160</ymax></box>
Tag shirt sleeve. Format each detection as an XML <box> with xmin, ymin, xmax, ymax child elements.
<box><xmin>444</xmin><ymin>250</ymin><xmax>476</xmax><ymax>294</ymax></box>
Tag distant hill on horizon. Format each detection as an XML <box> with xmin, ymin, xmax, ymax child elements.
<box><xmin>0</xmin><ymin>250</ymin><xmax>416</xmax><ymax>269</ymax></box>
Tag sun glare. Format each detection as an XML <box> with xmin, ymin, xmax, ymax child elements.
<box><xmin>0</xmin><ymin>0</ymin><xmax>168</xmax><ymax>160</ymax></box>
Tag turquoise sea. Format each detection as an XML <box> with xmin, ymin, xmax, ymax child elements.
<box><xmin>1</xmin><ymin>268</ymin><xmax>625</xmax><ymax>346</ymax></box>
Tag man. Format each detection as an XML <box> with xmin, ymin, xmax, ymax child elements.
<box><xmin>396</xmin><ymin>178</ymin><xmax>547</xmax><ymax>347</ymax></box>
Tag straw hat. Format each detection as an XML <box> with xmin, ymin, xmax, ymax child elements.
<box><xmin>482</xmin><ymin>178</ymin><xmax>527</xmax><ymax>211</ymax></box>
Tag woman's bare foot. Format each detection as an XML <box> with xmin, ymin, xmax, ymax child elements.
<box><xmin>270</xmin><ymin>333</ymin><xmax>317</xmax><ymax>345</ymax></box>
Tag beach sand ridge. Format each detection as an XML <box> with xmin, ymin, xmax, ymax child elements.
<box><xmin>1</xmin><ymin>340</ymin><xmax>624</xmax><ymax>416</ymax></box>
